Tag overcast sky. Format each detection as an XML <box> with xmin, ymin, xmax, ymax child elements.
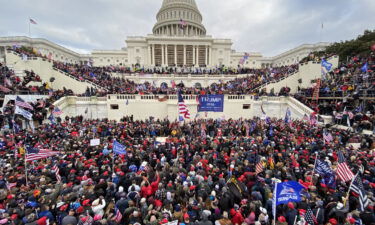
<box><xmin>0</xmin><ymin>0</ymin><xmax>374</xmax><ymax>56</ymax></box>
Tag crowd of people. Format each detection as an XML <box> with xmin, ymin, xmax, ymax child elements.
<box><xmin>52</xmin><ymin>61</ymin><xmax>298</xmax><ymax>95</ymax></box>
<box><xmin>296</xmin><ymin>52</ymin><xmax>375</xmax><ymax>131</ymax></box>
<box><xmin>1</xmin><ymin>42</ymin><xmax>375</xmax><ymax>225</ymax></box>
<box><xmin>0</xmin><ymin>115</ymin><xmax>374</xmax><ymax>225</ymax></box>
<box><xmin>0</xmin><ymin>63</ymin><xmax>49</xmax><ymax>96</ymax></box>
<box><xmin>9</xmin><ymin>47</ymin><xmax>298</xmax><ymax>95</ymax></box>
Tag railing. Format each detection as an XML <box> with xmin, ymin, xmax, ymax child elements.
<box><xmin>227</xmin><ymin>95</ymin><xmax>245</xmax><ymax>100</ymax></box>
<box><xmin>287</xmin><ymin>96</ymin><xmax>314</xmax><ymax>115</ymax></box>
<box><xmin>53</xmin><ymin>67</ymin><xmax>108</xmax><ymax>91</ymax></box>
<box><xmin>8</xmin><ymin>50</ymin><xmax>108</xmax><ymax>91</ymax></box>
<box><xmin>287</xmin><ymin>96</ymin><xmax>333</xmax><ymax>124</ymax></box>
<box><xmin>252</xmin><ymin>70</ymin><xmax>299</xmax><ymax>91</ymax></box>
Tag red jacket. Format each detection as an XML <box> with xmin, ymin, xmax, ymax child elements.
<box><xmin>231</xmin><ymin>211</ymin><xmax>244</xmax><ymax>225</ymax></box>
<box><xmin>141</xmin><ymin>185</ymin><xmax>152</xmax><ymax>198</ymax></box>
<box><xmin>151</xmin><ymin>173</ymin><xmax>160</xmax><ymax>194</ymax></box>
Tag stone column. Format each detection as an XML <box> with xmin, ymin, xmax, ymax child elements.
<box><xmin>161</xmin><ymin>44</ymin><xmax>165</xmax><ymax>66</ymax></box>
<box><xmin>165</xmin><ymin>45</ymin><xmax>168</xmax><ymax>66</ymax></box>
<box><xmin>151</xmin><ymin>44</ymin><xmax>155</xmax><ymax>66</ymax></box>
<box><xmin>174</xmin><ymin>45</ymin><xmax>177</xmax><ymax>66</ymax></box>
<box><xmin>196</xmin><ymin>46</ymin><xmax>199</xmax><ymax>66</ymax></box>
<box><xmin>193</xmin><ymin>45</ymin><xmax>196</xmax><ymax>66</ymax></box>
<box><xmin>205</xmin><ymin>45</ymin><xmax>208</xmax><ymax>66</ymax></box>
<box><xmin>183</xmin><ymin>45</ymin><xmax>186</xmax><ymax>66</ymax></box>
<box><xmin>148</xmin><ymin>45</ymin><xmax>151</xmax><ymax>66</ymax></box>
<box><xmin>209</xmin><ymin>46</ymin><xmax>212</xmax><ymax>67</ymax></box>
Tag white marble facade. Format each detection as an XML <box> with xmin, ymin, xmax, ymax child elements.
<box><xmin>0</xmin><ymin>0</ymin><xmax>329</xmax><ymax>69</ymax></box>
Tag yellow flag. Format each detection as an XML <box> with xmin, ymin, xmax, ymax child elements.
<box><xmin>19</xmin><ymin>147</ymin><xmax>25</xmax><ymax>155</ymax></box>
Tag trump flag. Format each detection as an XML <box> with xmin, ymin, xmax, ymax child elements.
<box><xmin>273</xmin><ymin>181</ymin><xmax>305</xmax><ymax>217</ymax></box>
<box><xmin>273</xmin><ymin>181</ymin><xmax>305</xmax><ymax>206</ymax></box>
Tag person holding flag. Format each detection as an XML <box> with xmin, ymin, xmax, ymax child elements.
<box><xmin>273</xmin><ymin>181</ymin><xmax>305</xmax><ymax>223</ymax></box>
<box><xmin>177</xmin><ymin>90</ymin><xmax>190</xmax><ymax>121</ymax></box>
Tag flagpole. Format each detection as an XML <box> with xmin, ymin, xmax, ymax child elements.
<box><xmin>343</xmin><ymin>172</ymin><xmax>358</xmax><ymax>206</ymax></box>
<box><xmin>24</xmin><ymin>148</ymin><xmax>28</xmax><ymax>186</ymax></box>
<box><xmin>112</xmin><ymin>152</ymin><xmax>115</xmax><ymax>176</ymax></box>
<box><xmin>272</xmin><ymin>181</ymin><xmax>277</xmax><ymax>225</ymax></box>
<box><xmin>28</xmin><ymin>17</ymin><xmax>31</xmax><ymax>38</ymax></box>
<box><xmin>319</xmin><ymin>22</ymin><xmax>323</xmax><ymax>43</ymax></box>
<box><xmin>112</xmin><ymin>139</ymin><xmax>116</xmax><ymax>176</ymax></box>
<box><xmin>312</xmin><ymin>152</ymin><xmax>318</xmax><ymax>175</ymax></box>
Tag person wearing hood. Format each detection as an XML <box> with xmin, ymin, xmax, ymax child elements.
<box><xmin>91</xmin><ymin>196</ymin><xmax>106</xmax><ymax>217</ymax></box>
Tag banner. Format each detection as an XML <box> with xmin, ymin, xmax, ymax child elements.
<box><xmin>113</xmin><ymin>141</ymin><xmax>126</xmax><ymax>155</ymax></box>
<box><xmin>15</xmin><ymin>106</ymin><xmax>33</xmax><ymax>120</ymax></box>
<box><xmin>90</xmin><ymin>139</ymin><xmax>100</xmax><ymax>146</ymax></box>
<box><xmin>274</xmin><ymin>181</ymin><xmax>305</xmax><ymax>206</ymax></box>
<box><xmin>198</xmin><ymin>95</ymin><xmax>224</xmax><ymax>112</ymax></box>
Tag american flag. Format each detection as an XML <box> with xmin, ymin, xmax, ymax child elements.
<box><xmin>52</xmin><ymin>107</ymin><xmax>63</xmax><ymax>116</ymax></box>
<box><xmin>179</xmin><ymin>19</ymin><xmax>187</xmax><ymax>29</ymax></box>
<box><xmin>15</xmin><ymin>96</ymin><xmax>34</xmax><ymax>110</ymax></box>
<box><xmin>29</xmin><ymin>18</ymin><xmax>37</xmax><ymax>24</ymax></box>
<box><xmin>309</xmin><ymin>113</ymin><xmax>317</xmax><ymax>126</ymax></box>
<box><xmin>114</xmin><ymin>207</ymin><xmax>122</xmax><ymax>223</ymax></box>
<box><xmin>304</xmin><ymin>207</ymin><xmax>317</xmax><ymax>225</ymax></box>
<box><xmin>323</xmin><ymin>131</ymin><xmax>333</xmax><ymax>143</ymax></box>
<box><xmin>0</xmin><ymin>85</ymin><xmax>11</xmax><ymax>93</ymax></box>
<box><xmin>52</xmin><ymin>164</ymin><xmax>61</xmax><ymax>183</ymax></box>
<box><xmin>6</xmin><ymin>182</ymin><xmax>17</xmax><ymax>190</ymax></box>
<box><xmin>255</xmin><ymin>156</ymin><xmax>264</xmax><ymax>175</ymax></box>
<box><xmin>4</xmin><ymin>78</ymin><xmax>12</xmax><ymax>87</ymax></box>
<box><xmin>336</xmin><ymin>151</ymin><xmax>354</xmax><ymax>182</ymax></box>
<box><xmin>350</xmin><ymin>173</ymin><xmax>369</xmax><ymax>211</ymax></box>
<box><xmin>26</xmin><ymin>147</ymin><xmax>59</xmax><ymax>162</ymax></box>
<box><xmin>178</xmin><ymin>91</ymin><xmax>190</xmax><ymax>120</ymax></box>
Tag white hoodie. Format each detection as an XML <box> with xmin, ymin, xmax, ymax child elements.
<box><xmin>91</xmin><ymin>199</ymin><xmax>106</xmax><ymax>216</ymax></box>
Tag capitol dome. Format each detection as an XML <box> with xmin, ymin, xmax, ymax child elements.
<box><xmin>152</xmin><ymin>0</ymin><xmax>206</xmax><ymax>36</ymax></box>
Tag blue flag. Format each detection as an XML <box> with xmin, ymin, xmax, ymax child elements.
<box><xmin>315</xmin><ymin>159</ymin><xmax>332</xmax><ymax>175</ymax></box>
<box><xmin>361</xmin><ymin>63</ymin><xmax>368</xmax><ymax>73</ymax></box>
<box><xmin>273</xmin><ymin>181</ymin><xmax>305</xmax><ymax>206</ymax></box>
<box><xmin>48</xmin><ymin>114</ymin><xmax>56</xmax><ymax>124</ymax></box>
<box><xmin>321</xmin><ymin>59</ymin><xmax>332</xmax><ymax>72</ymax></box>
<box><xmin>113</xmin><ymin>141</ymin><xmax>126</xmax><ymax>155</ymax></box>
<box><xmin>315</xmin><ymin>159</ymin><xmax>336</xmax><ymax>189</ymax></box>
<box><xmin>265</xmin><ymin>116</ymin><xmax>271</xmax><ymax>124</ymax></box>
<box><xmin>12</xmin><ymin>120</ymin><xmax>20</xmax><ymax>133</ymax></box>
<box><xmin>285</xmin><ymin>107</ymin><xmax>291</xmax><ymax>123</ymax></box>
<box><xmin>26</xmin><ymin>146</ymin><xmax>40</xmax><ymax>154</ymax></box>
<box><xmin>269</xmin><ymin>125</ymin><xmax>274</xmax><ymax>136</ymax></box>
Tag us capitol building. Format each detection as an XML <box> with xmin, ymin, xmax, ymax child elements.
<box><xmin>0</xmin><ymin>0</ymin><xmax>329</xmax><ymax>68</ymax></box>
